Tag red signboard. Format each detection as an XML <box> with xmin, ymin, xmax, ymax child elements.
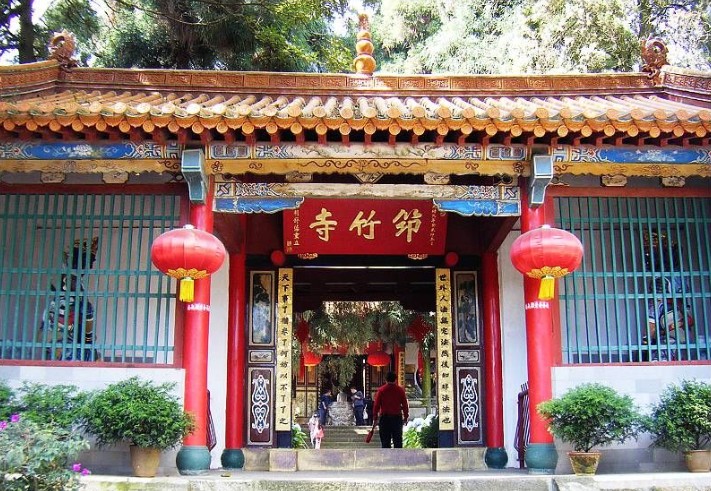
<box><xmin>284</xmin><ymin>199</ymin><xmax>447</xmax><ymax>255</ymax></box>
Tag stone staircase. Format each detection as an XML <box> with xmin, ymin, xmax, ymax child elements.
<box><xmin>321</xmin><ymin>425</ymin><xmax>378</xmax><ymax>449</ymax></box>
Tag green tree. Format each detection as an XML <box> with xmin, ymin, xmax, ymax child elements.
<box><xmin>2</xmin><ymin>0</ymin><xmax>354</xmax><ymax>71</ymax></box>
<box><xmin>0</xmin><ymin>0</ymin><xmax>35</xmax><ymax>63</ymax></box>
<box><xmin>96</xmin><ymin>0</ymin><xmax>353</xmax><ymax>70</ymax></box>
<box><xmin>522</xmin><ymin>0</ymin><xmax>639</xmax><ymax>72</ymax></box>
<box><xmin>367</xmin><ymin>0</ymin><xmax>711</xmax><ymax>73</ymax></box>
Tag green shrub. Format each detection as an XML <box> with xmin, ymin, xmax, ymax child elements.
<box><xmin>646</xmin><ymin>379</ymin><xmax>711</xmax><ymax>452</ymax></box>
<box><xmin>0</xmin><ymin>382</ymin><xmax>15</xmax><ymax>421</ymax></box>
<box><xmin>537</xmin><ymin>383</ymin><xmax>642</xmax><ymax>453</ymax></box>
<box><xmin>0</xmin><ymin>414</ymin><xmax>90</xmax><ymax>491</ymax></box>
<box><xmin>80</xmin><ymin>377</ymin><xmax>195</xmax><ymax>450</ymax></box>
<box><xmin>291</xmin><ymin>423</ymin><xmax>309</xmax><ymax>449</ymax></box>
<box><xmin>403</xmin><ymin>414</ymin><xmax>439</xmax><ymax>449</ymax></box>
<box><xmin>14</xmin><ymin>382</ymin><xmax>87</xmax><ymax>430</ymax></box>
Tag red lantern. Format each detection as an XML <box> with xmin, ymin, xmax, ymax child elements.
<box><xmin>366</xmin><ymin>351</ymin><xmax>390</xmax><ymax>368</ymax></box>
<box><xmin>302</xmin><ymin>350</ymin><xmax>322</xmax><ymax>367</ymax></box>
<box><xmin>151</xmin><ymin>224</ymin><xmax>226</xmax><ymax>303</ymax></box>
<box><xmin>407</xmin><ymin>315</ymin><xmax>432</xmax><ymax>344</ymax></box>
<box><xmin>295</xmin><ymin>319</ymin><xmax>310</xmax><ymax>344</ymax></box>
<box><xmin>510</xmin><ymin>225</ymin><xmax>583</xmax><ymax>300</ymax></box>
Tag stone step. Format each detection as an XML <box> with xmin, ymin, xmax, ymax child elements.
<box><xmin>242</xmin><ymin>448</ymin><xmax>488</xmax><ymax>472</ymax></box>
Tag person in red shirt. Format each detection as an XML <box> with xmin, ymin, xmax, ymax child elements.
<box><xmin>373</xmin><ymin>371</ymin><xmax>409</xmax><ymax>448</ymax></box>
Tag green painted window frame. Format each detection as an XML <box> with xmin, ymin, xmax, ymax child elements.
<box><xmin>0</xmin><ymin>192</ymin><xmax>181</xmax><ymax>364</ymax></box>
<box><xmin>556</xmin><ymin>196</ymin><xmax>710</xmax><ymax>364</ymax></box>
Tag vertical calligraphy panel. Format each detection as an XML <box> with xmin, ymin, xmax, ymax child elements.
<box><xmin>275</xmin><ymin>268</ymin><xmax>293</xmax><ymax>432</ymax></box>
<box><xmin>435</xmin><ymin>268</ymin><xmax>455</xmax><ymax>431</ymax></box>
<box><xmin>397</xmin><ymin>350</ymin><xmax>405</xmax><ymax>387</ymax></box>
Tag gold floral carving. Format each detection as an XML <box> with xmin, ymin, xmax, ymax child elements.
<box><xmin>167</xmin><ymin>268</ymin><xmax>209</xmax><ymax>279</ymax></box>
<box><xmin>526</xmin><ymin>266</ymin><xmax>570</xmax><ymax>279</ymax></box>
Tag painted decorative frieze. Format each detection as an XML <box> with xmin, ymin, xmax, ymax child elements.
<box><xmin>214</xmin><ymin>181</ymin><xmax>521</xmax><ymax>217</ymax></box>
<box><xmin>0</xmin><ymin>141</ymin><xmax>180</xmax><ymax>160</ymax></box>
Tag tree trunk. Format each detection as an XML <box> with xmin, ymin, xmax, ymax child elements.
<box><xmin>421</xmin><ymin>347</ymin><xmax>432</xmax><ymax>409</ymax></box>
<box><xmin>18</xmin><ymin>0</ymin><xmax>35</xmax><ymax>63</ymax></box>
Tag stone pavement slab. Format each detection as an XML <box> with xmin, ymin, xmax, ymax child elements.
<box><xmin>79</xmin><ymin>471</ymin><xmax>711</xmax><ymax>491</ymax></box>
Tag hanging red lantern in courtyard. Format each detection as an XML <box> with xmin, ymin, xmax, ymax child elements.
<box><xmin>302</xmin><ymin>350</ymin><xmax>322</xmax><ymax>367</ymax></box>
<box><xmin>295</xmin><ymin>319</ymin><xmax>310</xmax><ymax>344</ymax></box>
<box><xmin>151</xmin><ymin>224</ymin><xmax>226</xmax><ymax>303</ymax></box>
<box><xmin>366</xmin><ymin>350</ymin><xmax>390</xmax><ymax>368</ymax></box>
<box><xmin>510</xmin><ymin>225</ymin><xmax>583</xmax><ymax>300</ymax></box>
<box><xmin>407</xmin><ymin>315</ymin><xmax>432</xmax><ymax>344</ymax></box>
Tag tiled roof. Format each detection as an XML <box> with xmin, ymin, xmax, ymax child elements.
<box><xmin>1</xmin><ymin>89</ymin><xmax>709</xmax><ymax>141</ymax></box>
<box><xmin>0</xmin><ymin>61</ymin><xmax>710</xmax><ymax>143</ymax></box>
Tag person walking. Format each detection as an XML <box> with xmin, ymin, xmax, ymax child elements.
<box><xmin>318</xmin><ymin>388</ymin><xmax>333</xmax><ymax>426</ymax></box>
<box><xmin>350</xmin><ymin>386</ymin><xmax>366</xmax><ymax>425</ymax></box>
<box><xmin>372</xmin><ymin>371</ymin><xmax>409</xmax><ymax>448</ymax></box>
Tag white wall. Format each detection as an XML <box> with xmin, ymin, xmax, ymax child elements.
<box><xmin>498</xmin><ymin>231</ymin><xmax>529</xmax><ymax>468</ymax></box>
<box><xmin>207</xmin><ymin>260</ymin><xmax>229</xmax><ymax>469</ymax></box>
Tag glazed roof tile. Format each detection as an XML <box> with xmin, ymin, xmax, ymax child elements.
<box><xmin>1</xmin><ymin>61</ymin><xmax>710</xmax><ymax>142</ymax></box>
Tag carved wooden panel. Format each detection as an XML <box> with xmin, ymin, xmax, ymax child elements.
<box><xmin>456</xmin><ymin>366</ymin><xmax>483</xmax><ymax>445</ymax></box>
<box><xmin>247</xmin><ymin>367</ymin><xmax>273</xmax><ymax>445</ymax></box>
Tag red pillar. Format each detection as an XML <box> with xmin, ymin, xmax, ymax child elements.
<box><xmin>482</xmin><ymin>252</ymin><xmax>507</xmax><ymax>468</ymax></box>
<box><xmin>520</xmin><ymin>194</ymin><xmax>558</xmax><ymax>473</ymax></box>
<box><xmin>176</xmin><ymin>183</ymin><xmax>215</xmax><ymax>474</ymax></box>
<box><xmin>222</xmin><ymin>215</ymin><xmax>247</xmax><ymax>469</ymax></box>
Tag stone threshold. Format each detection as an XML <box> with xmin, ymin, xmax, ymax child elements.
<box><xmin>243</xmin><ymin>447</ymin><xmax>487</xmax><ymax>472</ymax></box>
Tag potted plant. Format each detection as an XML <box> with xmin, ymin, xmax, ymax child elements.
<box><xmin>80</xmin><ymin>377</ymin><xmax>194</xmax><ymax>477</ymax></box>
<box><xmin>646</xmin><ymin>379</ymin><xmax>711</xmax><ymax>472</ymax></box>
<box><xmin>537</xmin><ymin>383</ymin><xmax>642</xmax><ymax>475</ymax></box>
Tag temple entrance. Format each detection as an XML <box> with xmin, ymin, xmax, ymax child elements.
<box><xmin>244</xmin><ymin>205</ymin><xmax>496</xmax><ymax>449</ymax></box>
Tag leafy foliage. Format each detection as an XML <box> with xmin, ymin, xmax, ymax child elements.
<box><xmin>646</xmin><ymin>379</ymin><xmax>711</xmax><ymax>452</ymax></box>
<box><xmin>403</xmin><ymin>413</ymin><xmax>438</xmax><ymax>448</ymax></box>
<box><xmin>537</xmin><ymin>383</ymin><xmax>642</xmax><ymax>452</ymax></box>
<box><xmin>306</xmin><ymin>301</ymin><xmax>414</xmax><ymax>354</ymax></box>
<box><xmin>0</xmin><ymin>414</ymin><xmax>90</xmax><ymax>491</ymax></box>
<box><xmin>0</xmin><ymin>382</ymin><xmax>13</xmax><ymax>421</ymax></box>
<box><xmin>12</xmin><ymin>382</ymin><xmax>88</xmax><ymax>430</ymax></box>
<box><xmin>80</xmin><ymin>377</ymin><xmax>195</xmax><ymax>450</ymax></box>
<box><xmin>291</xmin><ymin>423</ymin><xmax>309</xmax><ymax>449</ymax></box>
<box><xmin>322</xmin><ymin>354</ymin><xmax>358</xmax><ymax>390</ymax></box>
<box><xmin>369</xmin><ymin>0</ymin><xmax>711</xmax><ymax>73</ymax></box>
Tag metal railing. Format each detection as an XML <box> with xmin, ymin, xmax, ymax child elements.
<box><xmin>514</xmin><ymin>382</ymin><xmax>530</xmax><ymax>469</ymax></box>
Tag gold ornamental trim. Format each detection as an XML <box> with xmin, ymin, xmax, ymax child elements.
<box><xmin>167</xmin><ymin>268</ymin><xmax>209</xmax><ymax>280</ymax></box>
<box><xmin>525</xmin><ymin>266</ymin><xmax>570</xmax><ymax>280</ymax></box>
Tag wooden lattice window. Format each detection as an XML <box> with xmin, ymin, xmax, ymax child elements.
<box><xmin>0</xmin><ymin>192</ymin><xmax>181</xmax><ymax>364</ymax></box>
<box><xmin>556</xmin><ymin>196</ymin><xmax>710</xmax><ymax>364</ymax></box>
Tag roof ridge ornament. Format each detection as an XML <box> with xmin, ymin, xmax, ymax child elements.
<box><xmin>353</xmin><ymin>13</ymin><xmax>376</xmax><ymax>76</ymax></box>
<box><xmin>640</xmin><ymin>38</ymin><xmax>668</xmax><ymax>83</ymax></box>
<box><xmin>48</xmin><ymin>30</ymin><xmax>78</xmax><ymax>71</ymax></box>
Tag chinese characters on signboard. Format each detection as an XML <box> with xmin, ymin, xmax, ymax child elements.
<box><xmin>275</xmin><ymin>268</ymin><xmax>293</xmax><ymax>432</ymax></box>
<box><xmin>435</xmin><ymin>268</ymin><xmax>455</xmax><ymax>431</ymax></box>
<box><xmin>397</xmin><ymin>350</ymin><xmax>405</xmax><ymax>388</ymax></box>
<box><xmin>284</xmin><ymin>199</ymin><xmax>447</xmax><ymax>255</ymax></box>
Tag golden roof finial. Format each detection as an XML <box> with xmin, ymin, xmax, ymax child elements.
<box><xmin>354</xmin><ymin>13</ymin><xmax>376</xmax><ymax>76</ymax></box>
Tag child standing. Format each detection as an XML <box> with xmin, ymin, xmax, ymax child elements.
<box><xmin>314</xmin><ymin>422</ymin><xmax>324</xmax><ymax>449</ymax></box>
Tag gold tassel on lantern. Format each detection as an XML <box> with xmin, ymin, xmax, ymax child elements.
<box><xmin>179</xmin><ymin>277</ymin><xmax>195</xmax><ymax>303</ymax></box>
<box><xmin>528</xmin><ymin>266</ymin><xmax>569</xmax><ymax>301</ymax></box>
<box><xmin>538</xmin><ymin>275</ymin><xmax>555</xmax><ymax>300</ymax></box>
